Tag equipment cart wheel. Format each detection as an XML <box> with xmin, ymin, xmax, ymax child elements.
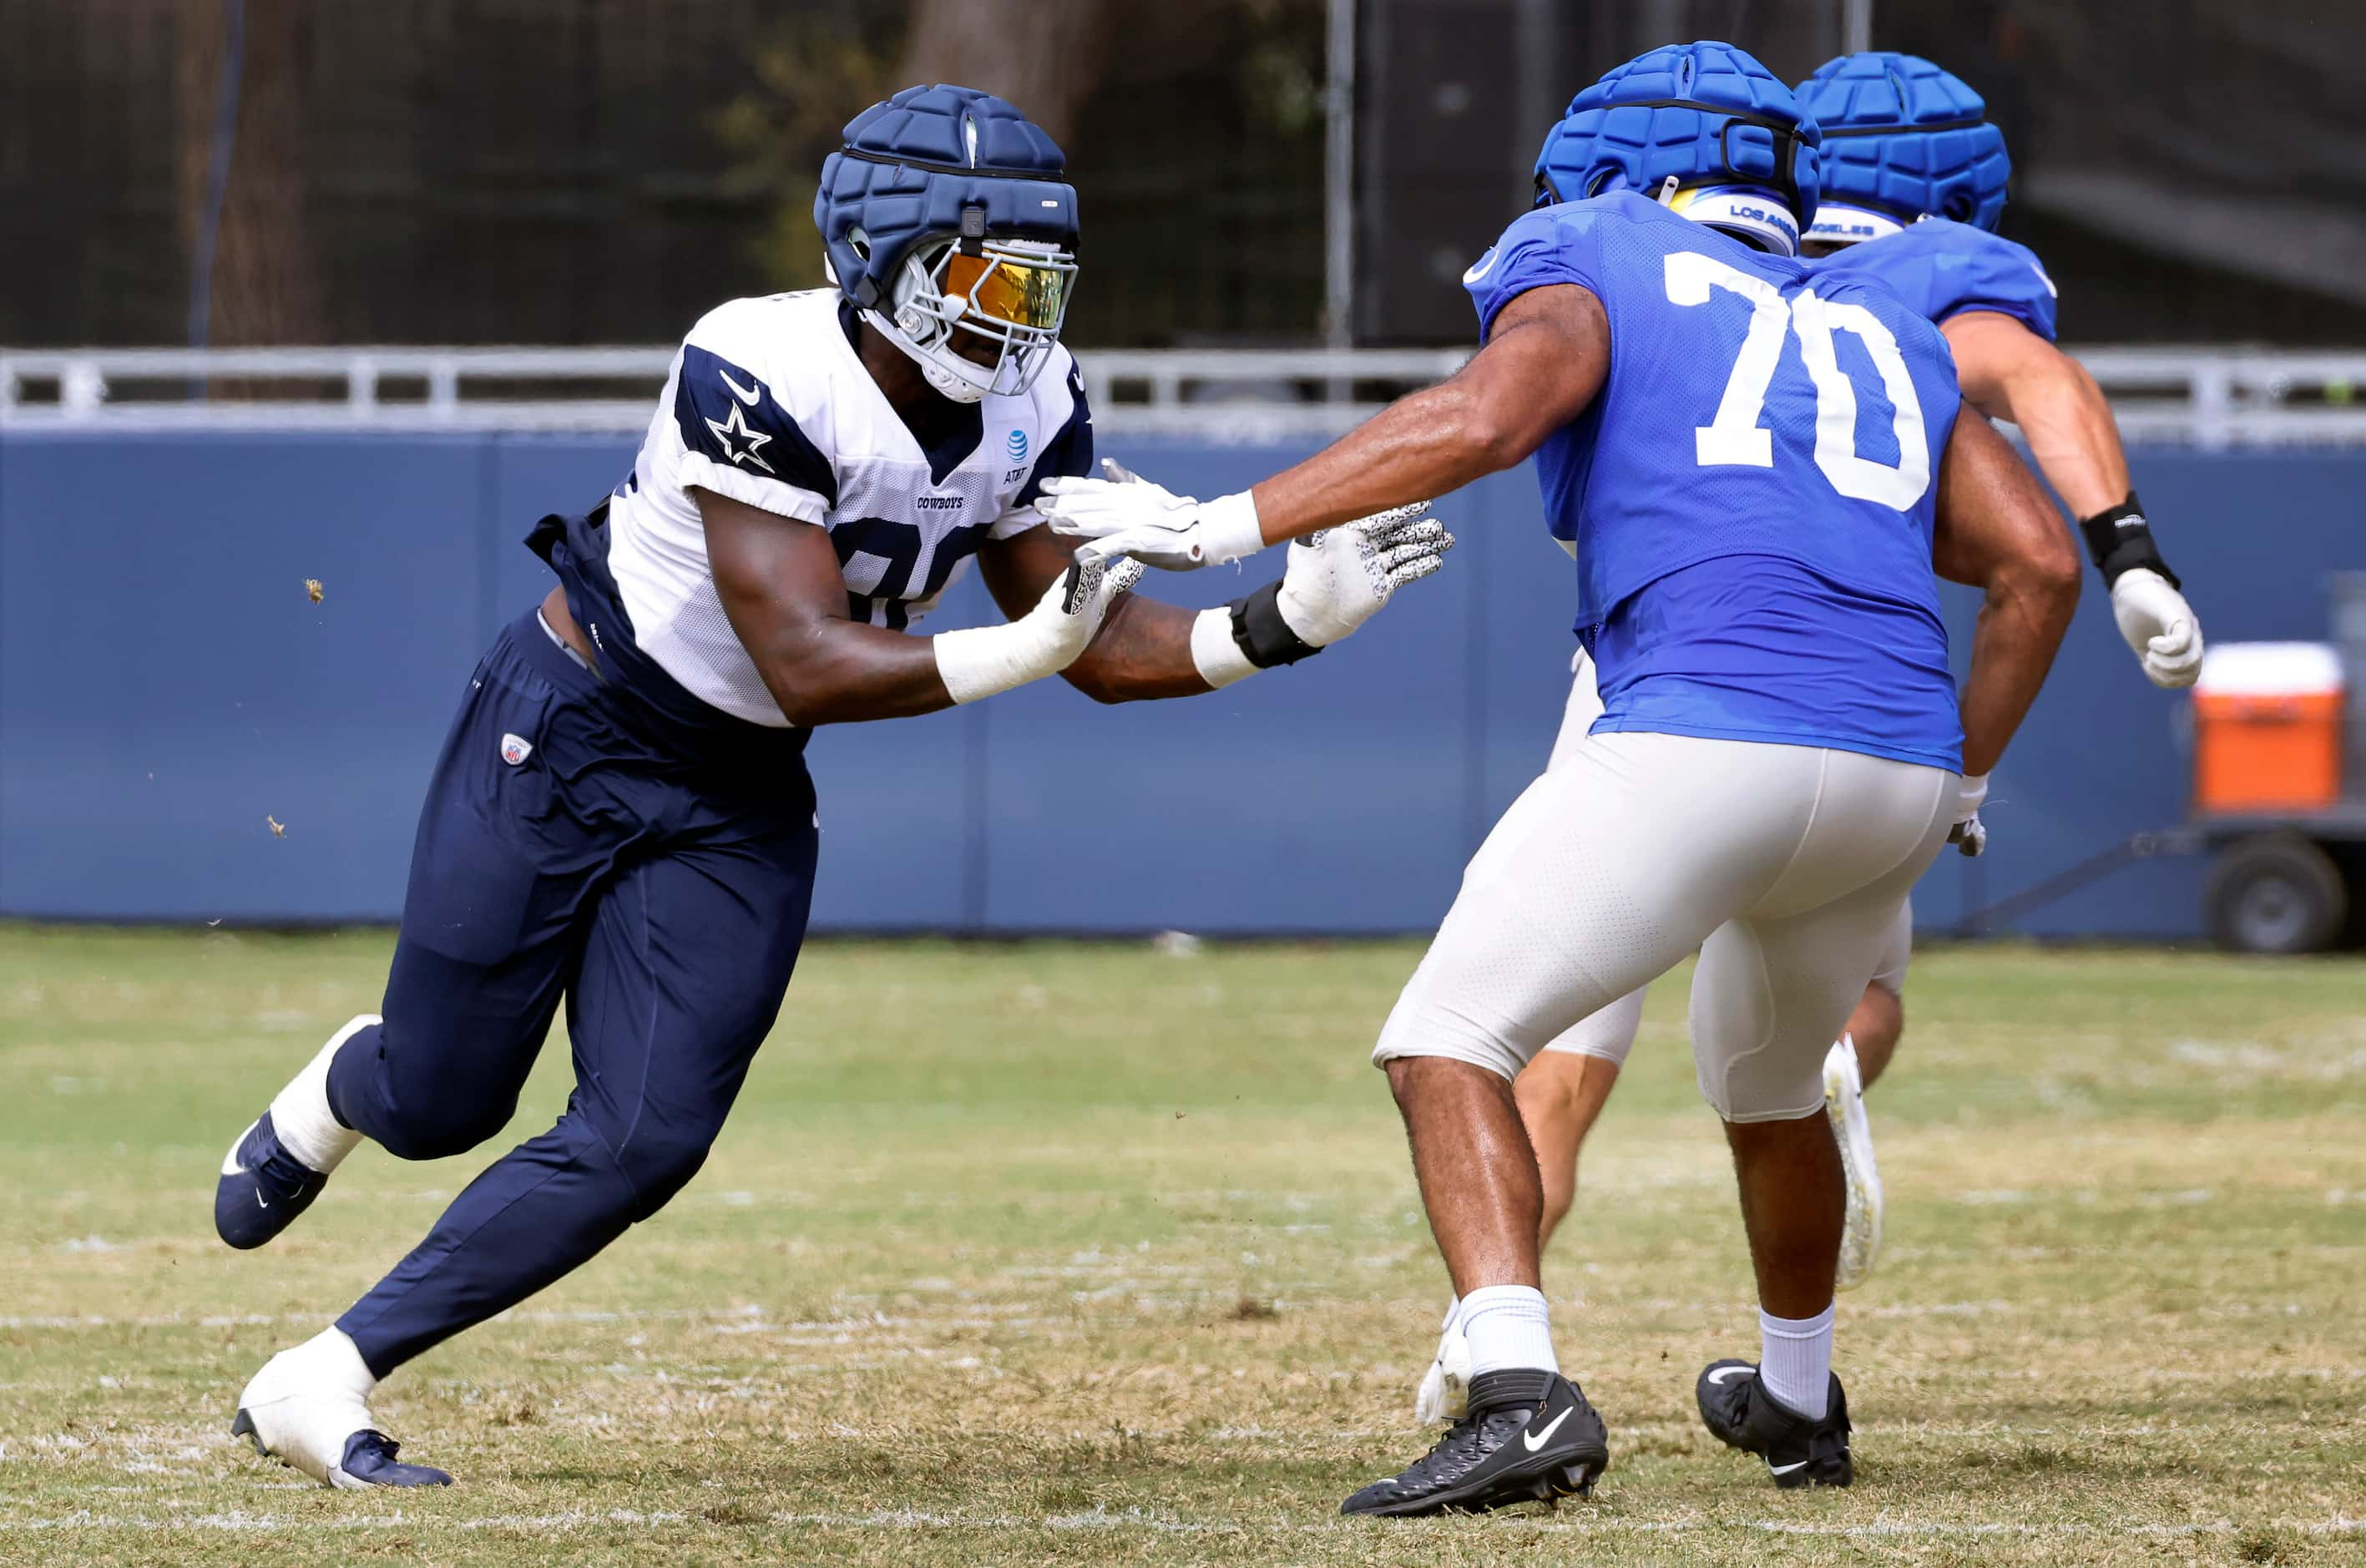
<box><xmin>2202</xmin><ymin>832</ymin><xmax>2349</xmax><ymax>953</ymax></box>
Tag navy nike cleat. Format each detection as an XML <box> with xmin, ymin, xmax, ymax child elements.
<box><xmin>1696</xmin><ymin>1358</ymin><xmax>1853</xmax><ymax>1488</ymax></box>
<box><xmin>1342</xmin><ymin>1368</ymin><xmax>1609</xmax><ymax>1517</ymax></box>
<box><xmin>215</xmin><ymin>1111</ymin><xmax>331</xmax><ymax>1250</ymax></box>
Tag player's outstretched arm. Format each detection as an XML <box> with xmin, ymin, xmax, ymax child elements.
<box><xmin>1035</xmin><ymin>286</ymin><xmax>1602</xmax><ymax>568</ymax></box>
<box><xmin>1946</xmin><ymin>311</ymin><xmax>2202</xmax><ymax>688</ymax></box>
<box><xmin>1246</xmin><ymin>286</ymin><xmax>1607</xmax><ymax>539</ymax></box>
<box><xmin>981</xmin><ymin>493</ymin><xmax>1454</xmax><ymax>702</ymax></box>
<box><xmin>980</xmin><ymin>522</ymin><xmax>1208</xmax><ymax>703</ymax></box>
<box><xmin>700</xmin><ymin>487</ymin><xmax>1133</xmax><ymax>724</ymax></box>
<box><xmin>1932</xmin><ymin>411</ymin><xmax>2084</xmax><ymax>779</ymax></box>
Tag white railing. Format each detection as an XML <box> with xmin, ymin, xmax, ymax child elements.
<box><xmin>7</xmin><ymin>343</ymin><xmax>2366</xmax><ymax>445</ymax></box>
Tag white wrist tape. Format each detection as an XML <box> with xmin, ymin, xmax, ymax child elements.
<box><xmin>933</xmin><ymin>620</ymin><xmax>1062</xmax><ymax>706</ymax></box>
<box><xmin>1954</xmin><ymin>772</ymin><xmax>1989</xmax><ymax>818</ymax></box>
<box><xmin>1197</xmin><ymin>490</ymin><xmax>1267</xmax><ymax>564</ymax></box>
<box><xmin>1190</xmin><ymin>607</ymin><xmax>1259</xmax><ymax>689</ymax></box>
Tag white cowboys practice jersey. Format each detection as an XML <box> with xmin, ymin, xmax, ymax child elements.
<box><xmin>604</xmin><ymin>288</ymin><xmax>1093</xmax><ymax>726</ymax></box>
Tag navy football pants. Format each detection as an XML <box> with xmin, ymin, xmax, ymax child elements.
<box><xmin>325</xmin><ymin>609</ymin><xmax>818</xmax><ymax>1378</ymax></box>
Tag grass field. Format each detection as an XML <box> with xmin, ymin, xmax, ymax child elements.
<box><xmin>3</xmin><ymin>924</ymin><xmax>2363</xmax><ymax>1565</ymax></box>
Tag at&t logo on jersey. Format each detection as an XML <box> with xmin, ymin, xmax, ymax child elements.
<box><xmin>1005</xmin><ymin>427</ymin><xmax>1029</xmax><ymax>462</ymax></box>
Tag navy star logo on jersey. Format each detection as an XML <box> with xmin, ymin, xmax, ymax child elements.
<box><xmin>705</xmin><ymin>401</ymin><xmax>776</xmax><ymax>474</ymax></box>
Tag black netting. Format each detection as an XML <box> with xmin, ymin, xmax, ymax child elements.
<box><xmin>4</xmin><ymin>0</ymin><xmax>2360</xmax><ymax>349</ymax></box>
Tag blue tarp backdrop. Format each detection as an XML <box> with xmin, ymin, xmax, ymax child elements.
<box><xmin>0</xmin><ymin>431</ymin><xmax>2348</xmax><ymax>936</ymax></box>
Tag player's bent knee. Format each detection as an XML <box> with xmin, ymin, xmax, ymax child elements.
<box><xmin>371</xmin><ymin>1101</ymin><xmax>521</xmax><ymax>1164</ymax></box>
<box><xmin>1695</xmin><ymin>1057</ymin><xmax>1826</xmax><ymax>1127</ymax></box>
<box><xmin>612</xmin><ymin>1129</ymin><xmax>722</xmax><ymax>1222</ymax></box>
<box><xmin>1709</xmin><ymin>1089</ymin><xmax>1829</xmax><ymax>1126</ymax></box>
<box><xmin>1378</xmin><ymin>1039</ymin><xmax>1524</xmax><ymax>1092</ymax></box>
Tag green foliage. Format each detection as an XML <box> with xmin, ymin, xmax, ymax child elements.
<box><xmin>711</xmin><ymin>13</ymin><xmax>908</xmax><ymax>291</ymax></box>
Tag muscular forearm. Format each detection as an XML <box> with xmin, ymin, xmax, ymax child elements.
<box><xmin>1989</xmin><ymin>357</ymin><xmax>2129</xmax><ymax>521</ymax></box>
<box><xmin>1064</xmin><ymin>593</ymin><xmax>1214</xmax><ymax>703</ymax></box>
<box><xmin>1246</xmin><ymin>285</ymin><xmax>1608</xmax><ymax>544</ymax></box>
<box><xmin>1247</xmin><ymin>381</ymin><xmax>1524</xmax><ymax>543</ymax></box>
<box><xmin>1958</xmin><ymin>564</ymin><xmax>2078</xmax><ymax>778</ymax></box>
<box><xmin>1931</xmin><ymin>408</ymin><xmax>2084</xmax><ymax>777</ymax></box>
<box><xmin>736</xmin><ymin>617</ymin><xmax>955</xmax><ymax>727</ymax></box>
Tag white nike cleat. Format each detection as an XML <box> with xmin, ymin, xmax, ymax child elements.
<box><xmin>1413</xmin><ymin>1298</ymin><xmax>1472</xmax><ymax>1424</ymax></box>
<box><xmin>231</xmin><ymin>1328</ymin><xmax>451</xmax><ymax>1488</ymax></box>
<box><xmin>1825</xmin><ymin>1035</ymin><xmax>1883</xmax><ymax>1291</ymax></box>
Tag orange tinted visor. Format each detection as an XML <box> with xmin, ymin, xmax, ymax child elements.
<box><xmin>946</xmin><ymin>250</ymin><xmax>1069</xmax><ymax>330</ymax></box>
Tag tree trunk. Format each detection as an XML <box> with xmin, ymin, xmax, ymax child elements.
<box><xmin>894</xmin><ymin>0</ymin><xmax>1116</xmax><ymax>148</ymax></box>
<box><xmin>175</xmin><ymin>0</ymin><xmax>326</xmax><ymax>347</ymax></box>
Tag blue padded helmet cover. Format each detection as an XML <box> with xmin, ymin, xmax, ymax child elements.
<box><xmin>1798</xmin><ymin>52</ymin><xmax>2010</xmax><ymax>230</ymax></box>
<box><xmin>1534</xmin><ymin>40</ymin><xmax>1821</xmax><ymax>221</ymax></box>
<box><xmin>814</xmin><ymin>84</ymin><xmax>1080</xmax><ymax>311</ymax></box>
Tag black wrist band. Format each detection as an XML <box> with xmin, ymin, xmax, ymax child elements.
<box><xmin>2079</xmin><ymin>492</ymin><xmax>2181</xmax><ymax>590</ymax></box>
<box><xmin>1229</xmin><ymin>580</ymin><xmax>1323</xmax><ymax>669</ymax></box>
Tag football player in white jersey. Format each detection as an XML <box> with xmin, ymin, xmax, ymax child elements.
<box><xmin>209</xmin><ymin>84</ymin><xmax>1453</xmax><ymax>1490</ymax></box>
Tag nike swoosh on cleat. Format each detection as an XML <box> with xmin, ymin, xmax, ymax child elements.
<box><xmin>719</xmin><ymin>370</ymin><xmax>761</xmax><ymax>406</ymax></box>
<box><xmin>1706</xmin><ymin>1366</ymin><xmax>1751</xmax><ymax>1385</ymax></box>
<box><xmin>1522</xmin><ymin>1407</ymin><xmax>1573</xmax><ymax>1452</ymax></box>
<box><xmin>1768</xmin><ymin>1459</ymin><xmax>1811</xmax><ymax>1475</ymax></box>
<box><xmin>255</xmin><ymin>1191</ymin><xmax>270</xmax><ymax>1208</ymax></box>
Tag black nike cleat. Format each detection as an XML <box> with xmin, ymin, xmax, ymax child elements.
<box><xmin>1695</xmin><ymin>1358</ymin><xmax>1853</xmax><ymax>1489</ymax></box>
<box><xmin>1342</xmin><ymin>1368</ymin><xmax>1609</xmax><ymax>1517</ymax></box>
<box><xmin>215</xmin><ymin>1111</ymin><xmax>331</xmax><ymax>1250</ymax></box>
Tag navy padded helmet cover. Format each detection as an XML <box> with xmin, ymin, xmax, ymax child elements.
<box><xmin>814</xmin><ymin>84</ymin><xmax>1079</xmax><ymax>310</ymax></box>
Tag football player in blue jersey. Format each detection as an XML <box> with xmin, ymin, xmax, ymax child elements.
<box><xmin>1042</xmin><ymin>41</ymin><xmax>2083</xmax><ymax>1510</ymax></box>
<box><xmin>208</xmin><ymin>84</ymin><xmax>1453</xmax><ymax>1490</ymax></box>
<box><xmin>1501</xmin><ymin>51</ymin><xmax>2207</xmax><ymax>1363</ymax></box>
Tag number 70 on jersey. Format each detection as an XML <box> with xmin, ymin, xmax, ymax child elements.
<box><xmin>1665</xmin><ymin>250</ymin><xmax>1933</xmax><ymax>513</ymax></box>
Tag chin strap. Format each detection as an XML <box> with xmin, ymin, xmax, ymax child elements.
<box><xmin>919</xmin><ymin>355</ymin><xmax>988</xmax><ymax>405</ymax></box>
<box><xmin>859</xmin><ymin>307</ymin><xmax>992</xmax><ymax>404</ymax></box>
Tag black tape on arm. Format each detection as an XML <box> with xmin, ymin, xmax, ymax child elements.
<box><xmin>2079</xmin><ymin>492</ymin><xmax>2181</xmax><ymax>589</ymax></box>
<box><xmin>1228</xmin><ymin>580</ymin><xmax>1323</xmax><ymax>668</ymax></box>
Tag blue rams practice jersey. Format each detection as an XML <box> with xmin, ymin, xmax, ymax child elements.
<box><xmin>1810</xmin><ymin>219</ymin><xmax>2059</xmax><ymax>342</ymax></box>
<box><xmin>595</xmin><ymin>289</ymin><xmax>1092</xmax><ymax>726</ymax></box>
<box><xmin>1466</xmin><ymin>193</ymin><xmax>1965</xmax><ymax>771</ymax></box>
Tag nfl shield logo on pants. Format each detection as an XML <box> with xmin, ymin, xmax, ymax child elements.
<box><xmin>500</xmin><ymin>732</ymin><xmax>533</xmax><ymax>766</ymax></box>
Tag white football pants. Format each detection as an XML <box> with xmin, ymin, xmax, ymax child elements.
<box><xmin>1536</xmin><ymin>651</ymin><xmax>1913</xmax><ymax>1067</ymax></box>
<box><xmin>1373</xmin><ymin>652</ymin><xmax>1953</xmax><ymax>1122</ymax></box>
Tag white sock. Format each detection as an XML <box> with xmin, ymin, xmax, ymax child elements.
<box><xmin>1459</xmin><ymin>1285</ymin><xmax>1556</xmax><ymax>1376</ymax></box>
<box><xmin>291</xmin><ymin>1325</ymin><xmax>378</xmax><ymax>1399</ymax></box>
<box><xmin>1758</xmin><ymin>1303</ymin><xmax>1835</xmax><ymax>1419</ymax></box>
<box><xmin>269</xmin><ymin>1015</ymin><xmax>376</xmax><ymax>1174</ymax></box>
<box><xmin>1442</xmin><ymin>1293</ymin><xmax>1461</xmax><ymax>1331</ymax></box>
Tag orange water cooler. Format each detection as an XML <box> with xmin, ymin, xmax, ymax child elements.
<box><xmin>2190</xmin><ymin>618</ymin><xmax>2366</xmax><ymax>954</ymax></box>
<box><xmin>2191</xmin><ymin>643</ymin><xmax>2344</xmax><ymax>814</ymax></box>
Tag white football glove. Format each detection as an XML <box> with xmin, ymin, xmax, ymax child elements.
<box><xmin>1949</xmin><ymin>772</ymin><xmax>1989</xmax><ymax>858</ymax></box>
<box><xmin>1413</xmin><ymin>1302</ymin><xmax>1472</xmax><ymax>1425</ymax></box>
<box><xmin>1276</xmin><ymin>503</ymin><xmax>1455</xmax><ymax>647</ymax></box>
<box><xmin>1034</xmin><ymin>465</ymin><xmax>1266</xmax><ymax>571</ymax></box>
<box><xmin>932</xmin><ymin>554</ymin><xmax>1142</xmax><ymax>705</ymax></box>
<box><xmin>2109</xmin><ymin>568</ymin><xmax>2203</xmax><ymax>689</ymax></box>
